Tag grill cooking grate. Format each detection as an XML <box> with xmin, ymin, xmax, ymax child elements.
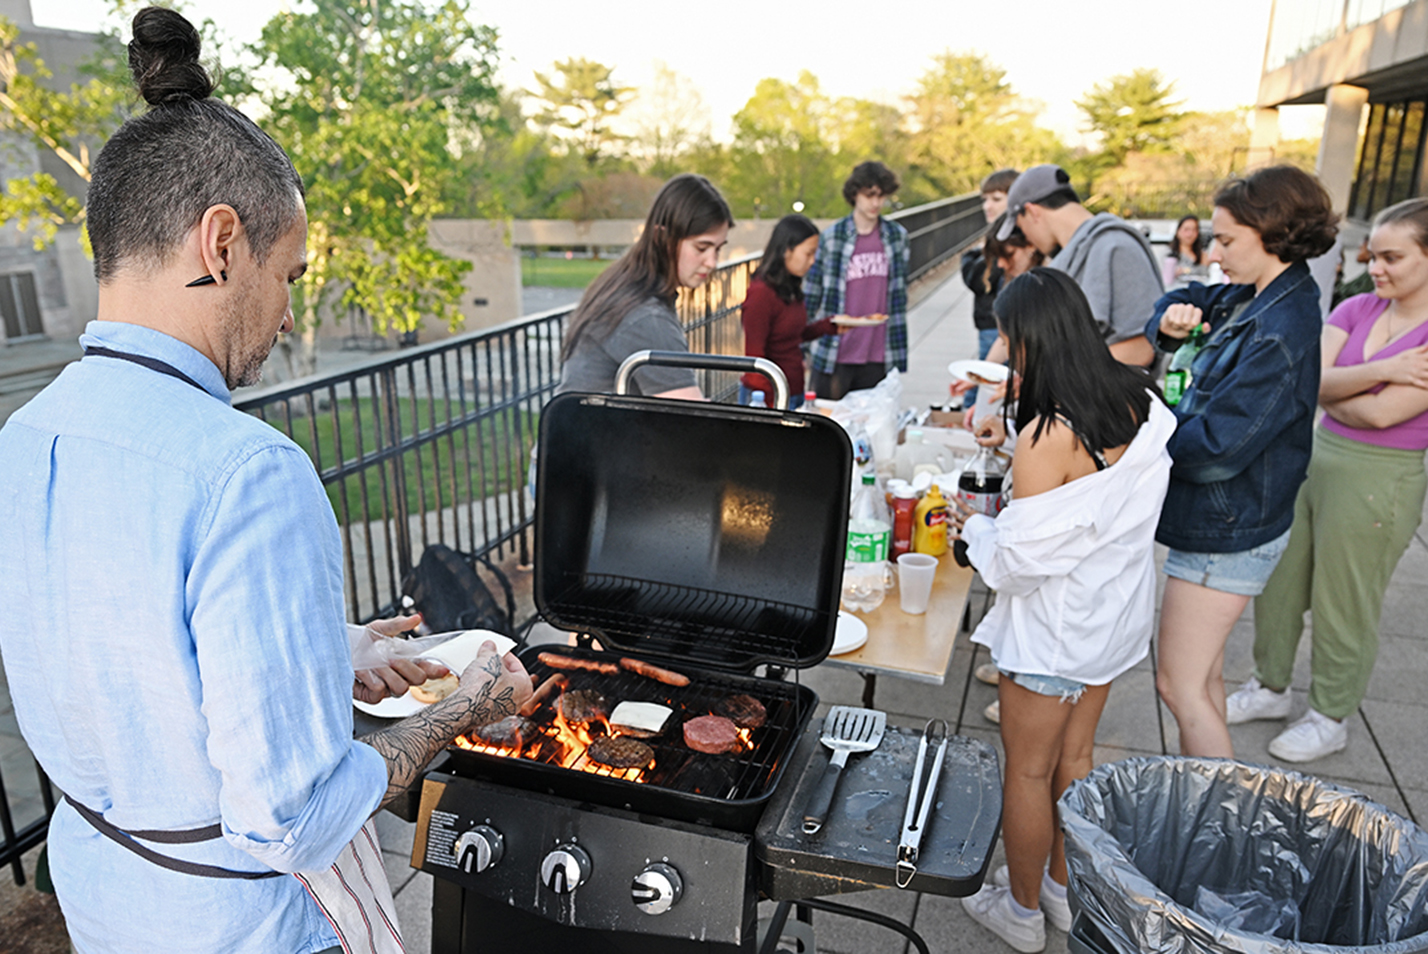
<box><xmin>543</xmin><ymin>571</ymin><xmax>832</xmax><ymax>669</ymax></box>
<box><xmin>453</xmin><ymin>647</ymin><xmax>809</xmax><ymax>803</ymax></box>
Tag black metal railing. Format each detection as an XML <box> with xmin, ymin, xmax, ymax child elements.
<box><xmin>888</xmin><ymin>192</ymin><xmax>987</xmax><ymax>282</ymax></box>
<box><xmin>0</xmin><ymin>193</ymin><xmax>979</xmax><ymax>876</ymax></box>
<box><xmin>0</xmin><ymin>757</ymin><xmax>55</xmax><ymax>886</ymax></box>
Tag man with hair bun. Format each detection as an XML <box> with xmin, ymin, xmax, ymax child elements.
<box><xmin>0</xmin><ymin>8</ymin><xmax>531</xmax><ymax>953</ymax></box>
<box><xmin>805</xmin><ymin>160</ymin><xmax>911</xmax><ymax>399</ymax></box>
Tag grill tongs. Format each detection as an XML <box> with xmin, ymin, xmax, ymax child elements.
<box><xmin>896</xmin><ymin>718</ymin><xmax>949</xmax><ymax>888</ymax></box>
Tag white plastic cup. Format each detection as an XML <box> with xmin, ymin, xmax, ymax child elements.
<box><xmin>896</xmin><ymin>553</ymin><xmax>938</xmax><ymax>615</ymax></box>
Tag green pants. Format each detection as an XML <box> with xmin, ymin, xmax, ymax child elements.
<box><xmin>1253</xmin><ymin>428</ymin><xmax>1426</xmax><ymax>719</ymax></box>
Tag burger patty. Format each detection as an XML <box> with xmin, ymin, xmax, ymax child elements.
<box><xmin>588</xmin><ymin>735</ymin><xmax>655</xmax><ymax>769</ymax></box>
<box><xmin>474</xmin><ymin>715</ymin><xmax>537</xmax><ymax>748</ymax></box>
<box><xmin>559</xmin><ymin>689</ymin><xmax>608</xmax><ymax>724</ymax></box>
<box><xmin>683</xmin><ymin>714</ymin><xmax>740</xmax><ymax>754</ymax></box>
<box><xmin>713</xmin><ymin>693</ymin><xmax>766</xmax><ymax>730</ymax></box>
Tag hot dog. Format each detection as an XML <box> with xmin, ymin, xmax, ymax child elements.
<box><xmin>537</xmin><ymin>652</ymin><xmax>619</xmax><ymax>675</ymax></box>
<box><xmin>620</xmin><ymin>657</ymin><xmax>691</xmax><ymax>687</ymax></box>
<box><xmin>519</xmin><ymin>673</ymin><xmax>568</xmax><ymax>716</ymax></box>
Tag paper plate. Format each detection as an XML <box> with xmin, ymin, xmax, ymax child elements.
<box><xmin>947</xmin><ymin>359</ymin><xmax>1010</xmax><ymax>385</ymax></box>
<box><xmin>830</xmin><ymin>611</ymin><xmax>869</xmax><ymax>656</ymax></box>
<box><xmin>353</xmin><ymin>630</ymin><xmax>517</xmax><ymax>719</ymax></box>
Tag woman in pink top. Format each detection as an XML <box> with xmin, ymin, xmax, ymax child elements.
<box><xmin>1228</xmin><ymin>197</ymin><xmax>1428</xmax><ymax>762</ymax></box>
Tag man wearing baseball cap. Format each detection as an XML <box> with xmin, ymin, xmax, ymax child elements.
<box><xmin>1000</xmin><ymin>164</ymin><xmax>1162</xmax><ymax>367</ymax></box>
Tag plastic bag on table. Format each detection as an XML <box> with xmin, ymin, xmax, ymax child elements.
<box><xmin>826</xmin><ymin>369</ymin><xmax>903</xmax><ymax>466</ymax></box>
<box><xmin>1060</xmin><ymin>756</ymin><xmax>1428</xmax><ymax>954</ymax></box>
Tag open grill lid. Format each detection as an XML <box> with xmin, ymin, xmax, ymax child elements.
<box><xmin>534</xmin><ymin>392</ymin><xmax>852</xmax><ymax>673</ymax></box>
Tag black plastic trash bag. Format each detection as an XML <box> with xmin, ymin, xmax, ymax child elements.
<box><xmin>1060</xmin><ymin>757</ymin><xmax>1428</xmax><ymax>954</ymax></box>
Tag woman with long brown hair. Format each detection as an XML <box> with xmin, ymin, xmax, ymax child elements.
<box><xmin>556</xmin><ymin>173</ymin><xmax>733</xmax><ymax>398</ymax></box>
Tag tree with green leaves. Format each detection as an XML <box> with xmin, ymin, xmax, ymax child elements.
<box><xmin>628</xmin><ymin>61</ymin><xmax>710</xmax><ymax>180</ymax></box>
<box><xmin>1075</xmin><ymin>68</ymin><xmax>1185</xmax><ymax>167</ymax></box>
<box><xmin>247</xmin><ymin>0</ymin><xmax>500</xmax><ymax>365</ymax></box>
<box><xmin>531</xmin><ymin>57</ymin><xmax>634</xmax><ymax>169</ymax></box>
<box><xmin>724</xmin><ymin>72</ymin><xmax>842</xmax><ymax>218</ymax></box>
<box><xmin>0</xmin><ymin>15</ymin><xmax>129</xmax><ymax>249</ymax></box>
<box><xmin>903</xmin><ymin>51</ymin><xmax>1064</xmax><ymax>199</ymax></box>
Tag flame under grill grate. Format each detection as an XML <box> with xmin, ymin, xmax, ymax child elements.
<box><xmin>451</xmin><ymin>646</ymin><xmax>808</xmax><ymax>804</ymax></box>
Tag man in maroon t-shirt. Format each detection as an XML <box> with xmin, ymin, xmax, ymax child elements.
<box><xmin>805</xmin><ymin>161</ymin><xmax>911</xmax><ymax>399</ymax></box>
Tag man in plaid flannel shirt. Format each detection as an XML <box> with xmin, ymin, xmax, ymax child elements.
<box><xmin>804</xmin><ymin>161</ymin><xmax>911</xmax><ymax>399</ymax></box>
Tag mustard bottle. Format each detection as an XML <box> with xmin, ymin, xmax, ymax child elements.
<box><xmin>912</xmin><ymin>484</ymin><xmax>949</xmax><ymax>556</ymax></box>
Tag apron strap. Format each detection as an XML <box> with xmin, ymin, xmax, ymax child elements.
<box><xmin>64</xmin><ymin>795</ymin><xmax>283</xmax><ymax>880</ymax></box>
<box><xmin>82</xmin><ymin>346</ymin><xmax>209</xmax><ymax>393</ymax></box>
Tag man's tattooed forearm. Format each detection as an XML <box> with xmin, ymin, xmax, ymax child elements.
<box><xmin>362</xmin><ymin>666</ymin><xmax>516</xmax><ymax>808</ymax></box>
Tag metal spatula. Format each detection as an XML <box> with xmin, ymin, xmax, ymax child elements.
<box><xmin>802</xmin><ymin>706</ymin><xmax>887</xmax><ymax>834</ymax></box>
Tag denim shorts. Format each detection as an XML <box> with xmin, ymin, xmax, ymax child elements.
<box><xmin>1162</xmin><ymin>528</ymin><xmax>1292</xmax><ymax>597</ymax></box>
<box><xmin>997</xmin><ymin>668</ymin><xmax>1087</xmax><ymax>703</ymax></box>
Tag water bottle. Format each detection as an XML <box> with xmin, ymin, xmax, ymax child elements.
<box><xmin>749</xmin><ymin>390</ymin><xmax>768</xmax><ymax>408</ymax></box>
<box><xmin>843</xmin><ymin>474</ymin><xmax>891</xmax><ymax>612</ymax></box>
<box><xmin>1164</xmin><ymin>326</ymin><xmax>1206</xmax><ymax>406</ymax></box>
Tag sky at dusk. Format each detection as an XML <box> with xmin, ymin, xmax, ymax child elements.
<box><xmin>32</xmin><ymin>0</ymin><xmax>1324</xmax><ymax>145</ymax></box>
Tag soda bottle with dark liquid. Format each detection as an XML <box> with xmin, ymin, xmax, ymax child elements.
<box><xmin>958</xmin><ymin>446</ymin><xmax>1006</xmax><ymax>517</ymax></box>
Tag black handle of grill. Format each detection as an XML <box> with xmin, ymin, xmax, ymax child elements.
<box><xmin>801</xmin><ymin>757</ymin><xmax>846</xmax><ymax>834</ymax></box>
<box><xmin>614</xmin><ymin>350</ymin><xmax>791</xmax><ymax>409</ymax></box>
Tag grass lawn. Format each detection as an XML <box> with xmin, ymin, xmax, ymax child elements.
<box><xmin>275</xmin><ymin>396</ymin><xmax>537</xmax><ymax>524</ymax></box>
<box><xmin>522</xmin><ymin>256</ymin><xmax>614</xmax><ymax>288</ymax></box>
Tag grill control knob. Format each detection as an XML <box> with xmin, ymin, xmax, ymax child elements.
<box><xmin>540</xmin><ymin>844</ymin><xmax>592</xmax><ymax>894</ymax></box>
<box><xmin>454</xmin><ymin>825</ymin><xmax>503</xmax><ymax>875</ymax></box>
<box><xmin>631</xmin><ymin>863</ymin><xmax>683</xmax><ymax>915</ymax></box>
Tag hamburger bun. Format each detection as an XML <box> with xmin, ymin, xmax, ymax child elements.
<box><xmin>410</xmin><ymin>671</ymin><xmax>459</xmax><ymax>704</ymax></box>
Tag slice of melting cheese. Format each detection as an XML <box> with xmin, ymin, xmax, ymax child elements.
<box><xmin>609</xmin><ymin>701</ymin><xmax>672</xmax><ymax>736</ymax></box>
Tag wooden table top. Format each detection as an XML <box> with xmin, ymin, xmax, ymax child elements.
<box><xmin>821</xmin><ymin>551</ymin><xmax>975</xmax><ymax>685</ymax></box>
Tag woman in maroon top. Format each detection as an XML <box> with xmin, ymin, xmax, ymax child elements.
<box><xmin>740</xmin><ymin>214</ymin><xmax>837</xmax><ymax>408</ymax></box>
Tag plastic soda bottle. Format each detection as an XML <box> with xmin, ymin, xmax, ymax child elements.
<box><xmin>958</xmin><ymin>446</ymin><xmax>1007</xmax><ymax>517</ymax></box>
<box><xmin>749</xmin><ymin>390</ymin><xmax>768</xmax><ymax>408</ymax></box>
<box><xmin>1164</xmin><ymin>326</ymin><xmax>1207</xmax><ymax>407</ymax></box>
<box><xmin>913</xmin><ymin>483</ymin><xmax>949</xmax><ymax>556</ymax></box>
<box><xmin>843</xmin><ymin>474</ymin><xmax>891</xmax><ymax>612</ymax></box>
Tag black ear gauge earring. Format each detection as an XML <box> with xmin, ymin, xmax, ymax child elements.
<box><xmin>185</xmin><ymin>270</ymin><xmax>228</xmax><ymax>288</ymax></box>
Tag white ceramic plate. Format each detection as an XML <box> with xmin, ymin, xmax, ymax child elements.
<box><xmin>832</xmin><ymin>314</ymin><xmax>889</xmax><ymax>327</ymax></box>
<box><xmin>830</xmin><ymin>611</ymin><xmax>869</xmax><ymax>656</ymax></box>
<box><xmin>353</xmin><ymin>630</ymin><xmax>517</xmax><ymax>719</ymax></box>
<box><xmin>947</xmin><ymin>359</ymin><xmax>1010</xmax><ymax>385</ymax></box>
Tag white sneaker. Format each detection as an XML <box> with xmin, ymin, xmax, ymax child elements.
<box><xmin>989</xmin><ymin>865</ymin><xmax>1072</xmax><ymax>932</ymax></box>
<box><xmin>976</xmin><ymin>662</ymin><xmax>1001</xmax><ymax>686</ymax></box>
<box><xmin>984</xmin><ymin>699</ymin><xmax>1001</xmax><ymax>724</ymax></box>
<box><xmin>1225</xmin><ymin>677</ymin><xmax>1292</xmax><ymax>725</ymax></box>
<box><xmin>962</xmin><ymin>883</ymin><xmax>1046</xmax><ymax>953</ymax></box>
<box><xmin>1269</xmin><ymin>708</ymin><xmax>1347</xmax><ymax>762</ymax></box>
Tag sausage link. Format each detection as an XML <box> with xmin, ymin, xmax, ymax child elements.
<box><xmin>537</xmin><ymin>652</ymin><xmax>619</xmax><ymax>675</ymax></box>
<box><xmin>619</xmin><ymin>657</ymin><xmax>691</xmax><ymax>687</ymax></box>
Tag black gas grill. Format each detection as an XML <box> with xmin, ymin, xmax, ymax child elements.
<box><xmin>410</xmin><ymin>369</ymin><xmax>1001</xmax><ymax>953</ymax></box>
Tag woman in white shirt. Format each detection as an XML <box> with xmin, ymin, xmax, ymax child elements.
<box><xmin>952</xmin><ymin>268</ymin><xmax>1175</xmax><ymax>953</ymax></box>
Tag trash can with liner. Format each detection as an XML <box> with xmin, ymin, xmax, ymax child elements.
<box><xmin>1059</xmin><ymin>757</ymin><xmax>1428</xmax><ymax>954</ymax></box>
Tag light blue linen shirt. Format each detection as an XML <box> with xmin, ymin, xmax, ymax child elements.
<box><xmin>0</xmin><ymin>321</ymin><xmax>387</xmax><ymax>953</ymax></box>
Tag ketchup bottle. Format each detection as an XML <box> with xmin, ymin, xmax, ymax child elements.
<box><xmin>890</xmin><ymin>486</ymin><xmax>917</xmax><ymax>559</ymax></box>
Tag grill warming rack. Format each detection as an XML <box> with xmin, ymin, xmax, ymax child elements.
<box><xmin>542</xmin><ymin>571</ymin><xmax>834</xmax><ymax>670</ymax></box>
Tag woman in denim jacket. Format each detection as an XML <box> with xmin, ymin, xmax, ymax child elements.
<box><xmin>1148</xmin><ymin>166</ymin><xmax>1339</xmax><ymax>758</ymax></box>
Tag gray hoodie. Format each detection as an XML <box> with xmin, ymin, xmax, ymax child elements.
<box><xmin>1051</xmin><ymin>213</ymin><xmax>1164</xmax><ymax>348</ymax></box>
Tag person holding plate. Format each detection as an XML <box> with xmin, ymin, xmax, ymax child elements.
<box><xmin>805</xmin><ymin>161</ymin><xmax>912</xmax><ymax>399</ymax></box>
<box><xmin>0</xmin><ymin>11</ymin><xmax>532</xmax><ymax>953</ymax></box>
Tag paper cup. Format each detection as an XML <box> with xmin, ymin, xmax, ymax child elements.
<box><xmin>896</xmin><ymin>553</ymin><xmax>938</xmax><ymax>614</ymax></box>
